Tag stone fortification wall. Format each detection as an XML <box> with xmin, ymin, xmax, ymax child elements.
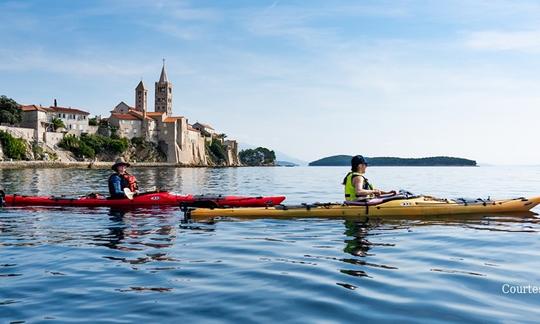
<box><xmin>157</xmin><ymin>121</ymin><xmax>178</xmax><ymax>163</ymax></box>
<box><xmin>224</xmin><ymin>140</ymin><xmax>240</xmax><ymax>166</ymax></box>
<box><xmin>182</xmin><ymin>129</ymin><xmax>207</xmax><ymax>165</ymax></box>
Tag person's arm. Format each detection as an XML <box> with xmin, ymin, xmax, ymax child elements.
<box><xmin>110</xmin><ymin>175</ymin><xmax>124</xmax><ymax>196</ymax></box>
<box><xmin>353</xmin><ymin>176</ymin><xmax>381</xmax><ymax>196</ymax></box>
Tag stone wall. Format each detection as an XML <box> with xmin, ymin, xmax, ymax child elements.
<box><xmin>224</xmin><ymin>140</ymin><xmax>240</xmax><ymax>166</ymax></box>
<box><xmin>109</xmin><ymin>118</ymin><xmax>142</xmax><ymax>139</ymax></box>
<box><xmin>0</xmin><ymin>125</ymin><xmax>36</xmax><ymax>141</ymax></box>
<box><xmin>87</xmin><ymin>125</ymin><xmax>99</xmax><ymax>134</ymax></box>
<box><xmin>157</xmin><ymin>121</ymin><xmax>178</xmax><ymax>163</ymax></box>
<box><xmin>44</xmin><ymin>132</ymin><xmax>65</xmax><ymax>146</ymax></box>
<box><xmin>184</xmin><ymin>128</ymin><xmax>207</xmax><ymax>165</ymax></box>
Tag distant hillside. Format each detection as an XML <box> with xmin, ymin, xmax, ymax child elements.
<box><xmin>309</xmin><ymin>155</ymin><xmax>477</xmax><ymax>166</ymax></box>
<box><xmin>276</xmin><ymin>161</ymin><xmax>298</xmax><ymax>167</ymax></box>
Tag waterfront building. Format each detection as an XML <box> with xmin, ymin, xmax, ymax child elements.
<box><xmin>192</xmin><ymin>122</ymin><xmax>216</xmax><ymax>142</ymax></box>
<box><xmin>47</xmin><ymin>104</ymin><xmax>91</xmax><ymax>134</ymax></box>
<box><xmin>109</xmin><ymin>62</ymin><xmax>215</xmax><ymax>165</ymax></box>
<box><xmin>11</xmin><ymin>62</ymin><xmax>240</xmax><ymax>165</ymax></box>
<box><xmin>20</xmin><ymin>102</ymin><xmax>92</xmax><ymax>134</ymax></box>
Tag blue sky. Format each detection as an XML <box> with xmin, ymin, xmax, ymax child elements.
<box><xmin>1</xmin><ymin>0</ymin><xmax>540</xmax><ymax>164</ymax></box>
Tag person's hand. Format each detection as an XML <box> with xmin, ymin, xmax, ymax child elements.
<box><xmin>372</xmin><ymin>189</ymin><xmax>381</xmax><ymax>196</ymax></box>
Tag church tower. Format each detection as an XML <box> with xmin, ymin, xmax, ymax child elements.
<box><xmin>135</xmin><ymin>80</ymin><xmax>147</xmax><ymax>113</ymax></box>
<box><xmin>155</xmin><ymin>60</ymin><xmax>173</xmax><ymax>116</ymax></box>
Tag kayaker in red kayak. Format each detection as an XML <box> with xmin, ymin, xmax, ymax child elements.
<box><xmin>108</xmin><ymin>158</ymin><xmax>139</xmax><ymax>199</ymax></box>
<box><xmin>343</xmin><ymin>155</ymin><xmax>394</xmax><ymax>201</ymax></box>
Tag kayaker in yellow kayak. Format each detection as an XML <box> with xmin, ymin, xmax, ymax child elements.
<box><xmin>343</xmin><ymin>155</ymin><xmax>394</xmax><ymax>201</ymax></box>
<box><xmin>108</xmin><ymin>157</ymin><xmax>139</xmax><ymax>199</ymax></box>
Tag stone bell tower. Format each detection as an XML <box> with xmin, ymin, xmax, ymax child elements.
<box><xmin>135</xmin><ymin>80</ymin><xmax>147</xmax><ymax>113</ymax></box>
<box><xmin>155</xmin><ymin>59</ymin><xmax>173</xmax><ymax>116</ymax></box>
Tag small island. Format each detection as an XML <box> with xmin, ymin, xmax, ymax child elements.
<box><xmin>309</xmin><ymin>155</ymin><xmax>477</xmax><ymax>166</ymax></box>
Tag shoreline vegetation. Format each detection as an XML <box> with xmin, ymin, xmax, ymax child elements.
<box><xmin>309</xmin><ymin>155</ymin><xmax>477</xmax><ymax>167</ymax></box>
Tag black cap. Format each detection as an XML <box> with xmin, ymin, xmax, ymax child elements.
<box><xmin>351</xmin><ymin>155</ymin><xmax>368</xmax><ymax>170</ymax></box>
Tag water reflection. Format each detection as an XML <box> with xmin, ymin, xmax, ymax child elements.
<box><xmin>94</xmin><ymin>209</ymin><xmax>178</xmax><ymax>253</ymax></box>
<box><xmin>91</xmin><ymin>209</ymin><xmax>129</xmax><ymax>250</ymax></box>
<box><xmin>0</xmin><ymin>166</ymin><xmax>289</xmax><ymax>198</ymax></box>
<box><xmin>343</xmin><ymin>219</ymin><xmax>374</xmax><ymax>257</ymax></box>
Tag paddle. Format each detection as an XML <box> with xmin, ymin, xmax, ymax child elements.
<box><xmin>123</xmin><ymin>188</ymin><xmax>135</xmax><ymax>200</ymax></box>
<box><xmin>123</xmin><ymin>186</ymin><xmax>158</xmax><ymax>200</ymax></box>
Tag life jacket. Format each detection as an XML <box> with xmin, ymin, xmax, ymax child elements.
<box><xmin>122</xmin><ymin>173</ymin><xmax>138</xmax><ymax>192</ymax></box>
<box><xmin>108</xmin><ymin>172</ymin><xmax>138</xmax><ymax>196</ymax></box>
<box><xmin>343</xmin><ymin>172</ymin><xmax>373</xmax><ymax>201</ymax></box>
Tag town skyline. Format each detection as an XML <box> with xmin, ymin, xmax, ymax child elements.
<box><xmin>2</xmin><ymin>1</ymin><xmax>540</xmax><ymax>165</ymax></box>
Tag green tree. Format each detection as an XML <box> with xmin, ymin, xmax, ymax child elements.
<box><xmin>89</xmin><ymin>117</ymin><xmax>98</xmax><ymax>126</ymax></box>
<box><xmin>239</xmin><ymin>147</ymin><xmax>276</xmax><ymax>166</ymax></box>
<box><xmin>0</xmin><ymin>95</ymin><xmax>22</xmax><ymax>125</ymax></box>
<box><xmin>51</xmin><ymin>118</ymin><xmax>65</xmax><ymax>131</ymax></box>
<box><xmin>109</xmin><ymin>138</ymin><xmax>129</xmax><ymax>154</ymax></box>
<box><xmin>209</xmin><ymin>139</ymin><xmax>227</xmax><ymax>163</ymax></box>
<box><xmin>60</xmin><ymin>134</ymin><xmax>129</xmax><ymax>159</ymax></box>
<box><xmin>239</xmin><ymin>149</ymin><xmax>263</xmax><ymax>166</ymax></box>
<box><xmin>0</xmin><ymin>130</ymin><xmax>27</xmax><ymax>160</ymax></box>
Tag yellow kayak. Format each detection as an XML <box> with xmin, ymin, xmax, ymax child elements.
<box><xmin>187</xmin><ymin>195</ymin><xmax>540</xmax><ymax>220</ymax></box>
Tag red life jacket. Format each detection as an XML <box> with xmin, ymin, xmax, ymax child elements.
<box><xmin>122</xmin><ymin>173</ymin><xmax>138</xmax><ymax>192</ymax></box>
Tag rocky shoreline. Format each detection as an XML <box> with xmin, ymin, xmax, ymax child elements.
<box><xmin>0</xmin><ymin>161</ymin><xmax>221</xmax><ymax>169</ymax></box>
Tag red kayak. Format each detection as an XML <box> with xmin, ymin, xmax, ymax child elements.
<box><xmin>1</xmin><ymin>191</ymin><xmax>286</xmax><ymax>208</ymax></box>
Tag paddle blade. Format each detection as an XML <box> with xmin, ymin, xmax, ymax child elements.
<box><xmin>123</xmin><ymin>188</ymin><xmax>135</xmax><ymax>200</ymax></box>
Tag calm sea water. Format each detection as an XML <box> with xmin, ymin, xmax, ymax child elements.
<box><xmin>1</xmin><ymin>166</ymin><xmax>540</xmax><ymax>323</ymax></box>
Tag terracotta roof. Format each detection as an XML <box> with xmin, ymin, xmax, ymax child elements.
<box><xmin>127</xmin><ymin>109</ymin><xmax>153</xmax><ymax>121</ymax></box>
<box><xmin>146</xmin><ymin>112</ymin><xmax>166</xmax><ymax>116</ymax></box>
<box><xmin>110</xmin><ymin>113</ymin><xmax>140</xmax><ymax>121</ymax></box>
<box><xmin>20</xmin><ymin>104</ymin><xmax>47</xmax><ymax>112</ymax></box>
<box><xmin>164</xmin><ymin>117</ymin><xmax>181</xmax><ymax>123</ymax></box>
<box><xmin>187</xmin><ymin>125</ymin><xmax>199</xmax><ymax>132</ymax></box>
<box><xmin>49</xmin><ymin>106</ymin><xmax>90</xmax><ymax>115</ymax></box>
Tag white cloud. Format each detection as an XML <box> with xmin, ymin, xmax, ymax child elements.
<box><xmin>0</xmin><ymin>49</ymin><xmax>154</xmax><ymax>77</ymax></box>
<box><xmin>240</xmin><ymin>3</ymin><xmax>406</xmax><ymax>46</ymax></box>
<box><xmin>465</xmin><ymin>30</ymin><xmax>540</xmax><ymax>52</ymax></box>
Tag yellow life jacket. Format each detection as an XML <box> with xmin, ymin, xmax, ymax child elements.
<box><xmin>343</xmin><ymin>172</ymin><xmax>374</xmax><ymax>201</ymax></box>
